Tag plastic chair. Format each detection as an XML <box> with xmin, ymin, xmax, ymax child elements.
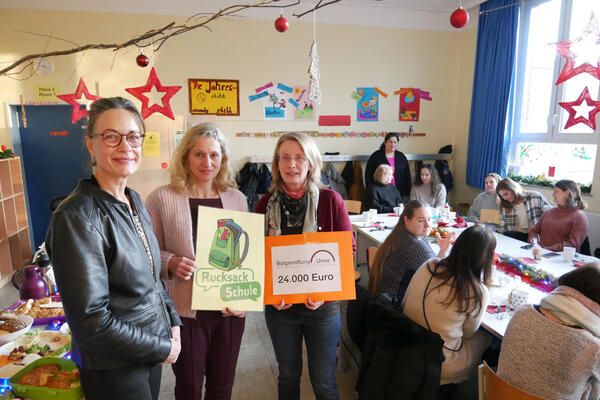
<box><xmin>344</xmin><ymin>200</ymin><xmax>362</xmax><ymax>215</ymax></box>
<box><xmin>478</xmin><ymin>362</ymin><xmax>543</xmax><ymax>400</ymax></box>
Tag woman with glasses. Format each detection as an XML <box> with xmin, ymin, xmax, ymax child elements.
<box><xmin>364</xmin><ymin>132</ymin><xmax>412</xmax><ymax>201</ymax></box>
<box><xmin>255</xmin><ymin>132</ymin><xmax>355</xmax><ymax>400</ymax></box>
<box><xmin>45</xmin><ymin>97</ymin><xmax>182</xmax><ymax>400</ymax></box>
<box><xmin>146</xmin><ymin>123</ymin><xmax>248</xmax><ymax>400</ymax></box>
<box><xmin>528</xmin><ymin>179</ymin><xmax>588</xmax><ymax>252</ymax></box>
<box><xmin>496</xmin><ymin>178</ymin><xmax>551</xmax><ymax>242</ymax></box>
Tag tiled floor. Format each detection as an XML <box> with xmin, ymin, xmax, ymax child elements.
<box><xmin>0</xmin><ymin>269</ymin><xmax>366</xmax><ymax>400</ymax></box>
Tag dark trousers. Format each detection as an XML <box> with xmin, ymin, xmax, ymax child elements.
<box><xmin>503</xmin><ymin>231</ymin><xmax>529</xmax><ymax>242</ymax></box>
<box><xmin>173</xmin><ymin>311</ymin><xmax>245</xmax><ymax>400</ymax></box>
<box><xmin>80</xmin><ymin>363</ymin><xmax>162</xmax><ymax>400</ymax></box>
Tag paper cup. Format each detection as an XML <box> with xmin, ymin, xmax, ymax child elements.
<box><xmin>369</xmin><ymin>209</ymin><xmax>378</xmax><ymax>219</ymax></box>
<box><xmin>563</xmin><ymin>246</ymin><xmax>576</xmax><ymax>262</ymax></box>
<box><xmin>509</xmin><ymin>289</ymin><xmax>529</xmax><ymax>310</ymax></box>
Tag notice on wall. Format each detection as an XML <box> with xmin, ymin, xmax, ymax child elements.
<box><xmin>192</xmin><ymin>207</ymin><xmax>265</xmax><ymax>311</ymax></box>
<box><xmin>35</xmin><ymin>86</ymin><xmax>58</xmax><ymax>101</ymax></box>
<box><xmin>142</xmin><ymin>131</ymin><xmax>160</xmax><ymax>157</ymax></box>
<box><xmin>188</xmin><ymin>79</ymin><xmax>240</xmax><ymax>116</ymax></box>
<box><xmin>264</xmin><ymin>231</ymin><xmax>356</xmax><ymax>305</ymax></box>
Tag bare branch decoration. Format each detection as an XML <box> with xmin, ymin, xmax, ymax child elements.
<box><xmin>0</xmin><ymin>0</ymin><xmax>341</xmax><ymax>78</ymax></box>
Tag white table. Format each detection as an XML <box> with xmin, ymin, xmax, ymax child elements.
<box><xmin>351</xmin><ymin>214</ymin><xmax>596</xmax><ymax>338</ymax></box>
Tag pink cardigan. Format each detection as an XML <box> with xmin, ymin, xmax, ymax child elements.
<box><xmin>145</xmin><ymin>185</ymin><xmax>248</xmax><ymax>318</ymax></box>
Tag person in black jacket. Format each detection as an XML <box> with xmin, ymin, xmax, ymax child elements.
<box><xmin>365</xmin><ymin>133</ymin><xmax>411</xmax><ymax>200</ymax></box>
<box><xmin>364</xmin><ymin>164</ymin><xmax>402</xmax><ymax>213</ymax></box>
<box><xmin>46</xmin><ymin>97</ymin><xmax>182</xmax><ymax>400</ymax></box>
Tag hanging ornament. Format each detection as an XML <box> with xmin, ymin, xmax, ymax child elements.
<box><xmin>161</xmin><ymin>162</ymin><xmax>168</xmax><ymax>170</ymax></box>
<box><xmin>450</xmin><ymin>1</ymin><xmax>469</xmax><ymax>29</ymax></box>
<box><xmin>308</xmin><ymin>40</ymin><xmax>321</xmax><ymax>105</ymax></box>
<box><xmin>125</xmin><ymin>67</ymin><xmax>182</xmax><ymax>120</ymax></box>
<box><xmin>274</xmin><ymin>13</ymin><xmax>289</xmax><ymax>33</ymax></box>
<box><xmin>558</xmin><ymin>86</ymin><xmax>600</xmax><ymax>130</ymax></box>
<box><xmin>57</xmin><ymin>78</ymin><xmax>102</xmax><ymax>123</ymax></box>
<box><xmin>136</xmin><ymin>53</ymin><xmax>150</xmax><ymax>68</ymax></box>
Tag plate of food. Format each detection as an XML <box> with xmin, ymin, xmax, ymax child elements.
<box><xmin>0</xmin><ymin>330</ymin><xmax>71</xmax><ymax>364</ymax></box>
<box><xmin>0</xmin><ymin>312</ymin><xmax>34</xmax><ymax>345</ymax></box>
<box><xmin>8</xmin><ymin>296</ymin><xmax>66</xmax><ymax>325</ymax></box>
<box><xmin>11</xmin><ymin>357</ymin><xmax>83</xmax><ymax>400</ymax></box>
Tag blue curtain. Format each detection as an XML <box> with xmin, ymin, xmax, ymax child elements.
<box><xmin>466</xmin><ymin>0</ymin><xmax>519</xmax><ymax>188</ymax></box>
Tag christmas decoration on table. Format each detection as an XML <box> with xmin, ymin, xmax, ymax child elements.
<box><xmin>56</xmin><ymin>78</ymin><xmax>102</xmax><ymax>123</ymax></box>
<box><xmin>558</xmin><ymin>86</ymin><xmax>600</xmax><ymax>130</ymax></box>
<box><xmin>136</xmin><ymin>53</ymin><xmax>150</xmax><ymax>68</ymax></box>
<box><xmin>0</xmin><ymin>145</ymin><xmax>16</xmax><ymax>159</ymax></box>
<box><xmin>496</xmin><ymin>254</ymin><xmax>558</xmax><ymax>293</ymax></box>
<box><xmin>274</xmin><ymin>12</ymin><xmax>289</xmax><ymax>33</ymax></box>
<box><xmin>450</xmin><ymin>0</ymin><xmax>469</xmax><ymax>29</ymax></box>
<box><xmin>125</xmin><ymin>67</ymin><xmax>181</xmax><ymax>120</ymax></box>
<box><xmin>554</xmin><ymin>12</ymin><xmax>600</xmax><ymax>85</ymax></box>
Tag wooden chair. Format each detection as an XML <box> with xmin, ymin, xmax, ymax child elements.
<box><xmin>478</xmin><ymin>362</ymin><xmax>543</xmax><ymax>400</ymax></box>
<box><xmin>344</xmin><ymin>200</ymin><xmax>362</xmax><ymax>215</ymax></box>
<box><xmin>366</xmin><ymin>247</ymin><xmax>378</xmax><ymax>273</ymax></box>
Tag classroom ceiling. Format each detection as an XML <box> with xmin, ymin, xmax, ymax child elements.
<box><xmin>0</xmin><ymin>0</ymin><xmax>486</xmax><ymax>30</ymax></box>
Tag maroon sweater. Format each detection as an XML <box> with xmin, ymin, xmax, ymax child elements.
<box><xmin>255</xmin><ymin>188</ymin><xmax>356</xmax><ymax>253</ymax></box>
<box><xmin>528</xmin><ymin>207</ymin><xmax>588</xmax><ymax>251</ymax></box>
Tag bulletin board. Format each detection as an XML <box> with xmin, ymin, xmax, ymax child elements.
<box><xmin>188</xmin><ymin>78</ymin><xmax>240</xmax><ymax>116</ymax></box>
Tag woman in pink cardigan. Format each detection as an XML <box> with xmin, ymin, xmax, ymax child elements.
<box><xmin>146</xmin><ymin>123</ymin><xmax>247</xmax><ymax>400</ymax></box>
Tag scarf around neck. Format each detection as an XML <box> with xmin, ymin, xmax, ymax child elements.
<box><xmin>540</xmin><ymin>285</ymin><xmax>600</xmax><ymax>338</ymax></box>
<box><xmin>265</xmin><ymin>187</ymin><xmax>319</xmax><ymax>236</ymax></box>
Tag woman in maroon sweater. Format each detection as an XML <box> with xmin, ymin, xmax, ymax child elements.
<box><xmin>255</xmin><ymin>132</ymin><xmax>353</xmax><ymax>400</ymax></box>
<box><xmin>528</xmin><ymin>179</ymin><xmax>588</xmax><ymax>251</ymax></box>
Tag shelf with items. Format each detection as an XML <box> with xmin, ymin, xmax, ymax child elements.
<box><xmin>0</xmin><ymin>157</ymin><xmax>31</xmax><ymax>285</ymax></box>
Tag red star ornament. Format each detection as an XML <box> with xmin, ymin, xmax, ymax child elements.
<box><xmin>558</xmin><ymin>87</ymin><xmax>600</xmax><ymax>130</ymax></box>
<box><xmin>56</xmin><ymin>78</ymin><xmax>102</xmax><ymax>123</ymax></box>
<box><xmin>125</xmin><ymin>67</ymin><xmax>181</xmax><ymax>120</ymax></box>
<box><xmin>555</xmin><ymin>39</ymin><xmax>600</xmax><ymax>85</ymax></box>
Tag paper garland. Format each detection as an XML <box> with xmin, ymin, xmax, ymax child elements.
<box><xmin>235</xmin><ymin>130</ymin><xmax>426</xmax><ymax>138</ymax></box>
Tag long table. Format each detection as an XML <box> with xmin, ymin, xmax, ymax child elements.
<box><xmin>351</xmin><ymin>214</ymin><xmax>596</xmax><ymax>338</ymax></box>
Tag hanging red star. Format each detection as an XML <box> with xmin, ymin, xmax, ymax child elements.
<box><xmin>558</xmin><ymin>87</ymin><xmax>600</xmax><ymax>130</ymax></box>
<box><xmin>56</xmin><ymin>78</ymin><xmax>101</xmax><ymax>123</ymax></box>
<box><xmin>555</xmin><ymin>38</ymin><xmax>600</xmax><ymax>85</ymax></box>
<box><xmin>125</xmin><ymin>67</ymin><xmax>181</xmax><ymax>120</ymax></box>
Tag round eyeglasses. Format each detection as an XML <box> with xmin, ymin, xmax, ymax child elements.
<box><xmin>91</xmin><ymin>130</ymin><xmax>145</xmax><ymax>148</ymax></box>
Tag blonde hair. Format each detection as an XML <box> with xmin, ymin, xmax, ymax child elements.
<box><xmin>496</xmin><ymin>178</ymin><xmax>526</xmax><ymax>209</ymax></box>
<box><xmin>374</xmin><ymin>164</ymin><xmax>393</xmax><ymax>184</ymax></box>
<box><xmin>270</xmin><ymin>132</ymin><xmax>323</xmax><ymax>193</ymax></box>
<box><xmin>169</xmin><ymin>123</ymin><xmax>236</xmax><ymax>193</ymax></box>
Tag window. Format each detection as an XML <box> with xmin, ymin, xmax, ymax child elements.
<box><xmin>509</xmin><ymin>0</ymin><xmax>599</xmax><ymax>185</ymax></box>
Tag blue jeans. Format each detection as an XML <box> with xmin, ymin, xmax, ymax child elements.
<box><xmin>265</xmin><ymin>303</ymin><xmax>341</xmax><ymax>400</ymax></box>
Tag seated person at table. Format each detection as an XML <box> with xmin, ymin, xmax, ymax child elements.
<box><xmin>403</xmin><ymin>225</ymin><xmax>495</xmax><ymax>386</ymax></box>
<box><xmin>368</xmin><ymin>200</ymin><xmax>454</xmax><ymax>300</ymax></box>
<box><xmin>528</xmin><ymin>179</ymin><xmax>588</xmax><ymax>252</ymax></box>
<box><xmin>467</xmin><ymin>173</ymin><xmax>501</xmax><ymax>227</ymax></box>
<box><xmin>364</xmin><ymin>164</ymin><xmax>402</xmax><ymax>214</ymax></box>
<box><xmin>496</xmin><ymin>178</ymin><xmax>551</xmax><ymax>242</ymax></box>
<box><xmin>410</xmin><ymin>163</ymin><xmax>446</xmax><ymax>209</ymax></box>
<box><xmin>497</xmin><ymin>263</ymin><xmax>600</xmax><ymax>400</ymax></box>
<box><xmin>365</xmin><ymin>132</ymin><xmax>412</xmax><ymax>200</ymax></box>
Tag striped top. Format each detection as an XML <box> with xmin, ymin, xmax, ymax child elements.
<box><xmin>145</xmin><ymin>184</ymin><xmax>248</xmax><ymax>318</ymax></box>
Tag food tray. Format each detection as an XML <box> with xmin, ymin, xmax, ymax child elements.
<box><xmin>10</xmin><ymin>357</ymin><xmax>83</xmax><ymax>400</ymax></box>
<box><xmin>5</xmin><ymin>301</ymin><xmax>66</xmax><ymax>326</ymax></box>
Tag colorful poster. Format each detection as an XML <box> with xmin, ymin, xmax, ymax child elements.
<box><xmin>357</xmin><ymin>87</ymin><xmax>379</xmax><ymax>121</ymax></box>
<box><xmin>264</xmin><ymin>231</ymin><xmax>356</xmax><ymax>305</ymax></box>
<box><xmin>291</xmin><ymin>85</ymin><xmax>315</xmax><ymax>120</ymax></box>
<box><xmin>142</xmin><ymin>131</ymin><xmax>160</xmax><ymax>157</ymax></box>
<box><xmin>262</xmin><ymin>88</ymin><xmax>289</xmax><ymax>120</ymax></box>
<box><xmin>398</xmin><ymin>88</ymin><xmax>421</xmax><ymax>121</ymax></box>
<box><xmin>188</xmin><ymin>79</ymin><xmax>240</xmax><ymax>116</ymax></box>
<box><xmin>192</xmin><ymin>207</ymin><xmax>265</xmax><ymax>311</ymax></box>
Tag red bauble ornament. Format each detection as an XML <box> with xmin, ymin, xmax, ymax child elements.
<box><xmin>450</xmin><ymin>7</ymin><xmax>469</xmax><ymax>28</ymax></box>
<box><xmin>161</xmin><ymin>162</ymin><xmax>168</xmax><ymax>170</ymax></box>
<box><xmin>274</xmin><ymin>14</ymin><xmax>289</xmax><ymax>33</ymax></box>
<box><xmin>136</xmin><ymin>54</ymin><xmax>150</xmax><ymax>68</ymax></box>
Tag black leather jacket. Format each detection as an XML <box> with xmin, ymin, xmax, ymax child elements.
<box><xmin>46</xmin><ymin>177</ymin><xmax>182</xmax><ymax>370</ymax></box>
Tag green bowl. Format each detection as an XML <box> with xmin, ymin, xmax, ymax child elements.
<box><xmin>10</xmin><ymin>357</ymin><xmax>83</xmax><ymax>400</ymax></box>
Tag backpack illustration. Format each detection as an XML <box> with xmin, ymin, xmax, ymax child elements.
<box><xmin>208</xmin><ymin>218</ymin><xmax>249</xmax><ymax>271</ymax></box>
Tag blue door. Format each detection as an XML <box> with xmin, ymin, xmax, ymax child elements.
<box><xmin>10</xmin><ymin>105</ymin><xmax>90</xmax><ymax>247</ymax></box>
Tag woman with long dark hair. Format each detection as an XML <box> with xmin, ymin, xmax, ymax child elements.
<box><xmin>528</xmin><ymin>179</ymin><xmax>588</xmax><ymax>251</ymax></box>
<box><xmin>409</xmin><ymin>163</ymin><xmax>446</xmax><ymax>209</ymax></box>
<box><xmin>368</xmin><ymin>199</ymin><xmax>454</xmax><ymax>301</ymax></box>
<box><xmin>402</xmin><ymin>225</ymin><xmax>495</xmax><ymax>385</ymax></box>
